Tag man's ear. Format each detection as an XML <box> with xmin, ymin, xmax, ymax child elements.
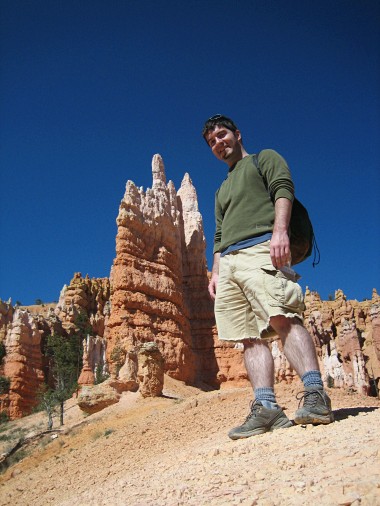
<box><xmin>235</xmin><ymin>129</ymin><xmax>242</xmax><ymax>142</ymax></box>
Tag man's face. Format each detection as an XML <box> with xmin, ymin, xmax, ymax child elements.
<box><xmin>205</xmin><ymin>125</ymin><xmax>242</xmax><ymax>166</ymax></box>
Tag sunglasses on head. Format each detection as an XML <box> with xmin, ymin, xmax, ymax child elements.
<box><xmin>207</xmin><ymin>114</ymin><xmax>224</xmax><ymax>121</ymax></box>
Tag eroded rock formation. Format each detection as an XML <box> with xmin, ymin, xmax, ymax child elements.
<box><xmin>55</xmin><ymin>273</ymin><xmax>110</xmax><ymax>335</ymax></box>
<box><xmin>77</xmin><ymin>381</ymin><xmax>121</xmax><ymax>414</ymax></box>
<box><xmin>107</xmin><ymin>155</ymin><xmax>205</xmax><ymax>384</ymax></box>
<box><xmin>1</xmin><ymin>154</ymin><xmax>379</xmax><ymax>419</ymax></box>
<box><xmin>1</xmin><ymin>274</ymin><xmax>111</xmax><ymax>419</ymax></box>
<box><xmin>177</xmin><ymin>175</ymin><xmax>220</xmax><ymax>386</ymax></box>
<box><xmin>137</xmin><ymin>342</ymin><xmax>164</xmax><ymax>398</ymax></box>
<box><xmin>55</xmin><ymin>273</ymin><xmax>110</xmax><ymax>385</ymax></box>
<box><xmin>269</xmin><ymin>288</ymin><xmax>380</xmax><ymax>394</ymax></box>
<box><xmin>0</xmin><ymin>300</ymin><xmax>13</xmax><ymax>344</ymax></box>
<box><xmin>2</xmin><ymin>309</ymin><xmax>45</xmax><ymax>419</ymax></box>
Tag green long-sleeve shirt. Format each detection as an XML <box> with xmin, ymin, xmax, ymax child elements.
<box><xmin>213</xmin><ymin>149</ymin><xmax>295</xmax><ymax>254</ymax></box>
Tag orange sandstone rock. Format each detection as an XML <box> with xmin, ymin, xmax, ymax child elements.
<box><xmin>3</xmin><ymin>309</ymin><xmax>45</xmax><ymax>419</ymax></box>
<box><xmin>0</xmin><ymin>299</ymin><xmax>13</xmax><ymax>344</ymax></box>
<box><xmin>77</xmin><ymin>381</ymin><xmax>121</xmax><ymax>414</ymax></box>
<box><xmin>107</xmin><ymin>155</ymin><xmax>202</xmax><ymax>384</ymax></box>
<box><xmin>77</xmin><ymin>336</ymin><xmax>95</xmax><ymax>386</ymax></box>
<box><xmin>137</xmin><ymin>342</ymin><xmax>165</xmax><ymax>398</ymax></box>
<box><xmin>302</xmin><ymin>288</ymin><xmax>375</xmax><ymax>393</ymax></box>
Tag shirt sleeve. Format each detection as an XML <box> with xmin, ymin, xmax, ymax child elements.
<box><xmin>258</xmin><ymin>149</ymin><xmax>294</xmax><ymax>202</ymax></box>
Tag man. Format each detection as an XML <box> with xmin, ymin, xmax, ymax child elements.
<box><xmin>203</xmin><ymin>114</ymin><xmax>334</xmax><ymax>440</ymax></box>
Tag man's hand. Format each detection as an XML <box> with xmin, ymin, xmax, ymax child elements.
<box><xmin>208</xmin><ymin>272</ymin><xmax>219</xmax><ymax>300</ymax></box>
<box><xmin>270</xmin><ymin>230</ymin><xmax>291</xmax><ymax>269</ymax></box>
<box><xmin>271</xmin><ymin>197</ymin><xmax>292</xmax><ymax>269</ymax></box>
<box><xmin>208</xmin><ymin>252</ymin><xmax>221</xmax><ymax>300</ymax></box>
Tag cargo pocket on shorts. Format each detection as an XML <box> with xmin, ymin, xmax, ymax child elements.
<box><xmin>261</xmin><ymin>265</ymin><xmax>304</xmax><ymax>310</ymax></box>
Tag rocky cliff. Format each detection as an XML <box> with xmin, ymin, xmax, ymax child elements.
<box><xmin>0</xmin><ymin>275</ymin><xmax>110</xmax><ymax>419</ymax></box>
<box><xmin>0</xmin><ymin>155</ymin><xmax>379</xmax><ymax>419</ymax></box>
<box><xmin>55</xmin><ymin>272</ymin><xmax>110</xmax><ymax>384</ymax></box>
<box><xmin>2</xmin><ymin>309</ymin><xmax>45</xmax><ymax>419</ymax></box>
<box><xmin>106</xmin><ymin>155</ymin><xmax>244</xmax><ymax>389</ymax></box>
<box><xmin>107</xmin><ymin>155</ymin><xmax>211</xmax><ymax>384</ymax></box>
<box><xmin>271</xmin><ymin>287</ymin><xmax>380</xmax><ymax>395</ymax></box>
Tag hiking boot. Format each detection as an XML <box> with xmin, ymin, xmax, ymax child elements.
<box><xmin>294</xmin><ymin>387</ymin><xmax>334</xmax><ymax>425</ymax></box>
<box><xmin>228</xmin><ymin>400</ymin><xmax>293</xmax><ymax>440</ymax></box>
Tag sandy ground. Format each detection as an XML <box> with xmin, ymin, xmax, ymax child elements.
<box><xmin>0</xmin><ymin>377</ymin><xmax>379</xmax><ymax>506</ymax></box>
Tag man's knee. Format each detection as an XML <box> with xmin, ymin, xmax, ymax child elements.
<box><xmin>242</xmin><ymin>337</ymin><xmax>269</xmax><ymax>351</ymax></box>
<box><xmin>242</xmin><ymin>337</ymin><xmax>255</xmax><ymax>350</ymax></box>
<box><xmin>269</xmin><ymin>315</ymin><xmax>301</xmax><ymax>335</ymax></box>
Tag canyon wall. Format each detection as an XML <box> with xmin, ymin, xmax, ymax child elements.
<box><xmin>0</xmin><ymin>154</ymin><xmax>379</xmax><ymax>419</ymax></box>
<box><xmin>1</xmin><ymin>309</ymin><xmax>45</xmax><ymax>419</ymax></box>
<box><xmin>0</xmin><ymin>275</ymin><xmax>110</xmax><ymax>419</ymax></box>
<box><xmin>271</xmin><ymin>287</ymin><xmax>380</xmax><ymax>395</ymax></box>
<box><xmin>55</xmin><ymin>272</ymin><xmax>110</xmax><ymax>383</ymax></box>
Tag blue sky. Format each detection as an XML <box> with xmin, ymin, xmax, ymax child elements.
<box><xmin>1</xmin><ymin>0</ymin><xmax>379</xmax><ymax>306</ymax></box>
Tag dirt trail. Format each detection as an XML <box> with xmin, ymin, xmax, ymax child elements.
<box><xmin>0</xmin><ymin>378</ymin><xmax>379</xmax><ymax>506</ymax></box>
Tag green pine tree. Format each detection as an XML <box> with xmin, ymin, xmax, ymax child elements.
<box><xmin>44</xmin><ymin>333</ymin><xmax>83</xmax><ymax>426</ymax></box>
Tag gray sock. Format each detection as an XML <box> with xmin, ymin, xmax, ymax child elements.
<box><xmin>301</xmin><ymin>370</ymin><xmax>323</xmax><ymax>389</ymax></box>
<box><xmin>255</xmin><ymin>387</ymin><xmax>280</xmax><ymax>409</ymax></box>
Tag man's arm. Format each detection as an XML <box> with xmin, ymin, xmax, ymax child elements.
<box><xmin>208</xmin><ymin>252</ymin><xmax>220</xmax><ymax>300</ymax></box>
<box><xmin>270</xmin><ymin>197</ymin><xmax>292</xmax><ymax>269</ymax></box>
<box><xmin>257</xmin><ymin>150</ymin><xmax>294</xmax><ymax>269</ymax></box>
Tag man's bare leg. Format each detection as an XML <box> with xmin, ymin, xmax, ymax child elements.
<box><xmin>228</xmin><ymin>338</ymin><xmax>293</xmax><ymax>440</ymax></box>
<box><xmin>269</xmin><ymin>316</ymin><xmax>319</xmax><ymax>376</ymax></box>
<box><xmin>243</xmin><ymin>339</ymin><xmax>274</xmax><ymax>388</ymax></box>
<box><xmin>269</xmin><ymin>315</ymin><xmax>334</xmax><ymax>425</ymax></box>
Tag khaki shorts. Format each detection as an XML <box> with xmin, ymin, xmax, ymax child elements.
<box><xmin>215</xmin><ymin>241</ymin><xmax>305</xmax><ymax>341</ymax></box>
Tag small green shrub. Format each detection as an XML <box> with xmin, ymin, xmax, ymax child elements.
<box><xmin>0</xmin><ymin>376</ymin><xmax>10</xmax><ymax>394</ymax></box>
<box><xmin>110</xmin><ymin>343</ymin><xmax>125</xmax><ymax>375</ymax></box>
<box><xmin>326</xmin><ymin>374</ymin><xmax>335</xmax><ymax>388</ymax></box>
<box><xmin>0</xmin><ymin>342</ymin><xmax>6</xmax><ymax>362</ymax></box>
<box><xmin>0</xmin><ymin>411</ymin><xmax>9</xmax><ymax>426</ymax></box>
<box><xmin>6</xmin><ymin>448</ymin><xmax>29</xmax><ymax>467</ymax></box>
<box><xmin>94</xmin><ymin>364</ymin><xmax>109</xmax><ymax>384</ymax></box>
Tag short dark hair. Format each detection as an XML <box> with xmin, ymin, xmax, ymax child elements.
<box><xmin>202</xmin><ymin>114</ymin><xmax>239</xmax><ymax>144</ymax></box>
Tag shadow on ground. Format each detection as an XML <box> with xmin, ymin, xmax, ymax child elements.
<box><xmin>333</xmin><ymin>405</ymin><xmax>379</xmax><ymax>421</ymax></box>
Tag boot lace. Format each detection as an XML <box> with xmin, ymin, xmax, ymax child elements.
<box><xmin>296</xmin><ymin>389</ymin><xmax>325</xmax><ymax>408</ymax></box>
<box><xmin>244</xmin><ymin>400</ymin><xmax>262</xmax><ymax>421</ymax></box>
